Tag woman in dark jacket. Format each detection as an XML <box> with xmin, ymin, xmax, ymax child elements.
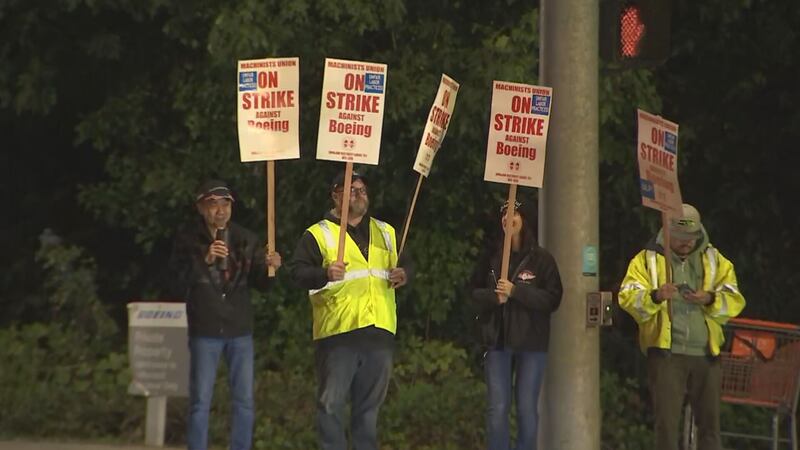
<box><xmin>471</xmin><ymin>200</ymin><xmax>563</xmax><ymax>450</ymax></box>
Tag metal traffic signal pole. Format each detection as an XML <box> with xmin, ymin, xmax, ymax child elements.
<box><xmin>538</xmin><ymin>0</ymin><xmax>601</xmax><ymax>448</ymax></box>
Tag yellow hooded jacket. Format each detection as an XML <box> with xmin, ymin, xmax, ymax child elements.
<box><xmin>619</xmin><ymin>245</ymin><xmax>745</xmax><ymax>355</ymax></box>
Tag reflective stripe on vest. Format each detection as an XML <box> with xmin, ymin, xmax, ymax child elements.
<box><xmin>630</xmin><ymin>250</ymin><xmax>659</xmax><ymax>321</ymax></box>
<box><xmin>308</xmin><ymin>268</ymin><xmax>391</xmax><ymax>295</ymax></box>
<box><xmin>317</xmin><ymin>220</ymin><xmax>335</xmax><ymax>250</ymax></box>
<box><xmin>705</xmin><ymin>247</ymin><xmax>718</xmax><ymax>290</ymax></box>
<box><xmin>307</xmin><ymin>219</ymin><xmax>393</xmax><ymax>296</ymax></box>
<box><xmin>703</xmin><ymin>247</ymin><xmax>728</xmax><ymax>318</ymax></box>
<box><xmin>305</xmin><ymin>218</ymin><xmax>398</xmax><ymax>339</ymax></box>
<box><xmin>373</xmin><ymin>218</ymin><xmax>394</xmax><ymax>253</ymax></box>
<box><xmin>644</xmin><ymin>246</ymin><xmax>727</xmax><ymax>320</ymax></box>
<box><xmin>646</xmin><ymin>250</ymin><xmax>658</xmax><ymax>287</ymax></box>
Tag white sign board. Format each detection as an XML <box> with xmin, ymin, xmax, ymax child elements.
<box><xmin>316</xmin><ymin>58</ymin><xmax>387</xmax><ymax>165</ymax></box>
<box><xmin>413</xmin><ymin>74</ymin><xmax>460</xmax><ymax>177</ymax></box>
<box><xmin>127</xmin><ymin>302</ymin><xmax>189</xmax><ymax>397</ymax></box>
<box><xmin>236</xmin><ymin>57</ymin><xmax>300</xmax><ymax>162</ymax></box>
<box><xmin>484</xmin><ymin>81</ymin><xmax>553</xmax><ymax>188</ymax></box>
<box><xmin>636</xmin><ymin>109</ymin><xmax>682</xmax><ymax>215</ymax></box>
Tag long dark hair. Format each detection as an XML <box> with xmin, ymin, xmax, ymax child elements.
<box><xmin>470</xmin><ymin>200</ymin><xmax>538</xmax><ymax>288</ymax></box>
<box><xmin>491</xmin><ymin>200</ymin><xmax>538</xmax><ymax>253</ymax></box>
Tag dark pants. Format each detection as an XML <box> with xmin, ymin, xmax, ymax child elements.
<box><xmin>314</xmin><ymin>336</ymin><xmax>394</xmax><ymax>450</ymax></box>
<box><xmin>647</xmin><ymin>350</ymin><xmax>721</xmax><ymax>450</ymax></box>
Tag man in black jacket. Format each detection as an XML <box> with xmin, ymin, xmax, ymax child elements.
<box><xmin>167</xmin><ymin>180</ymin><xmax>281</xmax><ymax>450</ymax></box>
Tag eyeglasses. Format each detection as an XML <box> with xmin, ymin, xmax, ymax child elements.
<box><xmin>335</xmin><ymin>186</ymin><xmax>368</xmax><ymax>196</ymax></box>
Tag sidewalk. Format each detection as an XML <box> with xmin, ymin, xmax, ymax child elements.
<box><xmin>0</xmin><ymin>442</ymin><xmax>182</xmax><ymax>450</ymax></box>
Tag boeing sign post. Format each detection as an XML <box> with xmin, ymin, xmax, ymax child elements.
<box><xmin>127</xmin><ymin>302</ymin><xmax>189</xmax><ymax>446</ymax></box>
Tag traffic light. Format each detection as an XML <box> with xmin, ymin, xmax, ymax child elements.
<box><xmin>600</xmin><ymin>0</ymin><xmax>672</xmax><ymax>67</ymax></box>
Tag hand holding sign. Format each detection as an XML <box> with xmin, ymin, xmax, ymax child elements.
<box><xmin>484</xmin><ymin>81</ymin><xmax>553</xmax><ymax>189</ymax></box>
<box><xmin>483</xmin><ymin>81</ymin><xmax>553</xmax><ymax>291</ymax></box>
<box><xmin>316</xmin><ymin>58</ymin><xmax>388</xmax><ymax>261</ymax></box>
<box><xmin>237</xmin><ymin>57</ymin><xmax>300</xmax><ymax>277</ymax></box>
<box><xmin>317</xmin><ymin>58</ymin><xmax>388</xmax><ymax>166</ymax></box>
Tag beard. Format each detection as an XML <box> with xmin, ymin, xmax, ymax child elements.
<box><xmin>350</xmin><ymin>197</ymin><xmax>369</xmax><ymax>216</ymax></box>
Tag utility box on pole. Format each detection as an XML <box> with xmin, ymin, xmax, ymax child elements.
<box><xmin>586</xmin><ymin>291</ymin><xmax>614</xmax><ymax>327</ymax></box>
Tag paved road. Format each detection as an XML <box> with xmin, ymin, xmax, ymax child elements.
<box><xmin>0</xmin><ymin>442</ymin><xmax>182</xmax><ymax>450</ymax></box>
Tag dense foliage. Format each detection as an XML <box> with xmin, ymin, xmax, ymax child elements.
<box><xmin>2</xmin><ymin>0</ymin><xmax>798</xmax><ymax>448</ymax></box>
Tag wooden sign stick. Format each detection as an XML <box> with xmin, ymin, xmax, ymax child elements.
<box><xmin>336</xmin><ymin>162</ymin><xmax>354</xmax><ymax>263</ymax></box>
<box><xmin>662</xmin><ymin>211</ymin><xmax>673</xmax><ymax>282</ymax></box>
<box><xmin>662</xmin><ymin>210</ymin><xmax>673</xmax><ymax>320</ymax></box>
<box><xmin>266</xmin><ymin>161</ymin><xmax>276</xmax><ymax>277</ymax></box>
<box><xmin>499</xmin><ymin>183</ymin><xmax>518</xmax><ymax>301</ymax></box>
<box><xmin>398</xmin><ymin>173</ymin><xmax>424</xmax><ymax>256</ymax></box>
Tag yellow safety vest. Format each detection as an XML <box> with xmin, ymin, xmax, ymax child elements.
<box><xmin>619</xmin><ymin>245</ymin><xmax>746</xmax><ymax>355</ymax></box>
<box><xmin>306</xmin><ymin>218</ymin><xmax>399</xmax><ymax>340</ymax></box>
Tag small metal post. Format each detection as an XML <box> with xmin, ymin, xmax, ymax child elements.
<box><xmin>145</xmin><ymin>396</ymin><xmax>167</xmax><ymax>447</ymax></box>
<box><xmin>772</xmin><ymin>412</ymin><xmax>779</xmax><ymax>450</ymax></box>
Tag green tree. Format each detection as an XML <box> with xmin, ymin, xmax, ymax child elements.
<box><xmin>655</xmin><ymin>0</ymin><xmax>800</xmax><ymax>321</ymax></box>
<box><xmin>4</xmin><ymin>0</ymin><xmax>799</xmax><ymax>446</ymax></box>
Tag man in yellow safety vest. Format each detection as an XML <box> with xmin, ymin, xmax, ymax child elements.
<box><xmin>287</xmin><ymin>170</ymin><xmax>413</xmax><ymax>450</ymax></box>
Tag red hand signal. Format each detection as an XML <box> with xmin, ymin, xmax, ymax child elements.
<box><xmin>620</xmin><ymin>5</ymin><xmax>646</xmax><ymax>58</ymax></box>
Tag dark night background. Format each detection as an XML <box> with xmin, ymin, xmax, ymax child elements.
<box><xmin>1</xmin><ymin>0</ymin><xmax>798</xmax><ymax>448</ymax></box>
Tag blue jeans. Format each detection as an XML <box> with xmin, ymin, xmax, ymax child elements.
<box><xmin>485</xmin><ymin>350</ymin><xmax>547</xmax><ymax>450</ymax></box>
<box><xmin>315</xmin><ymin>340</ymin><xmax>394</xmax><ymax>450</ymax></box>
<box><xmin>187</xmin><ymin>335</ymin><xmax>254</xmax><ymax>450</ymax></box>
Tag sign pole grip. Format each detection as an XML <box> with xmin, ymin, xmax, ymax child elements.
<box><xmin>266</xmin><ymin>161</ymin><xmax>276</xmax><ymax>277</ymax></box>
<box><xmin>336</xmin><ymin>162</ymin><xmax>354</xmax><ymax>263</ymax></box>
<box><xmin>662</xmin><ymin>211</ymin><xmax>673</xmax><ymax>320</ymax></box>
<box><xmin>499</xmin><ymin>183</ymin><xmax>518</xmax><ymax>301</ymax></box>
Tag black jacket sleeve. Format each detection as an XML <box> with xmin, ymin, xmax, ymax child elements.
<box><xmin>469</xmin><ymin>246</ymin><xmax>502</xmax><ymax>314</ymax></box>
<box><xmin>472</xmin><ymin>287</ymin><xmax>501</xmax><ymax>315</ymax></box>
<box><xmin>247</xmin><ymin>236</ymin><xmax>275</xmax><ymax>292</ymax></box>
<box><xmin>165</xmin><ymin>231</ymin><xmax>197</xmax><ymax>301</ymax></box>
<box><xmin>287</xmin><ymin>230</ymin><xmax>329</xmax><ymax>290</ymax></box>
<box><xmin>509</xmin><ymin>250</ymin><xmax>562</xmax><ymax>313</ymax></box>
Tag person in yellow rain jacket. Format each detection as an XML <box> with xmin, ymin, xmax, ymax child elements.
<box><xmin>287</xmin><ymin>170</ymin><xmax>413</xmax><ymax>450</ymax></box>
<box><xmin>619</xmin><ymin>203</ymin><xmax>745</xmax><ymax>450</ymax></box>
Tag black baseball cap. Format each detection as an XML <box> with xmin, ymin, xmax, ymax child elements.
<box><xmin>330</xmin><ymin>171</ymin><xmax>368</xmax><ymax>192</ymax></box>
<box><xmin>195</xmin><ymin>179</ymin><xmax>235</xmax><ymax>202</ymax></box>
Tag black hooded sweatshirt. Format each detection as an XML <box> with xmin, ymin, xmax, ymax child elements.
<box><xmin>470</xmin><ymin>231</ymin><xmax>563</xmax><ymax>352</ymax></box>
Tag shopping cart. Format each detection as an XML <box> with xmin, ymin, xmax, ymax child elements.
<box><xmin>685</xmin><ymin>318</ymin><xmax>800</xmax><ymax>450</ymax></box>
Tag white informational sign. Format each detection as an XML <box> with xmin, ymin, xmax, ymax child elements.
<box><xmin>413</xmin><ymin>74</ymin><xmax>460</xmax><ymax>177</ymax></box>
<box><xmin>127</xmin><ymin>302</ymin><xmax>189</xmax><ymax>398</ymax></box>
<box><xmin>236</xmin><ymin>57</ymin><xmax>300</xmax><ymax>162</ymax></box>
<box><xmin>316</xmin><ymin>58</ymin><xmax>387</xmax><ymax>165</ymax></box>
<box><xmin>636</xmin><ymin>109</ymin><xmax>682</xmax><ymax>215</ymax></box>
<box><xmin>484</xmin><ymin>81</ymin><xmax>553</xmax><ymax>188</ymax></box>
